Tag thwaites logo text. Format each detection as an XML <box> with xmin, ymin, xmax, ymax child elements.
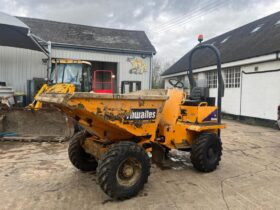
<box><xmin>125</xmin><ymin>109</ymin><xmax>157</xmax><ymax>120</ymax></box>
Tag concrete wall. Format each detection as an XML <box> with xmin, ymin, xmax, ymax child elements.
<box><xmin>0</xmin><ymin>46</ymin><xmax>47</xmax><ymax>93</ymax></box>
<box><xmin>52</xmin><ymin>48</ymin><xmax>152</xmax><ymax>93</ymax></box>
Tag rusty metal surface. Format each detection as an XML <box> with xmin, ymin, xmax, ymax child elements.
<box><xmin>64</xmin><ymin>92</ymin><xmax>168</xmax><ymax>100</ymax></box>
<box><xmin>36</xmin><ymin>87</ymin><xmax>168</xmax><ymax>142</ymax></box>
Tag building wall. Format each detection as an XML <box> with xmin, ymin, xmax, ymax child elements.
<box><xmin>0</xmin><ymin>46</ymin><xmax>47</xmax><ymax>93</ymax></box>
<box><xmin>0</xmin><ymin>46</ymin><xmax>152</xmax><ymax>95</ymax></box>
<box><xmin>240</xmin><ymin>61</ymin><xmax>280</xmax><ymax>120</ymax></box>
<box><xmin>52</xmin><ymin>48</ymin><xmax>152</xmax><ymax>93</ymax></box>
<box><xmin>242</xmin><ymin>60</ymin><xmax>280</xmax><ymax>73</ymax></box>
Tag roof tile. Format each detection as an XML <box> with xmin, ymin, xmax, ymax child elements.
<box><xmin>18</xmin><ymin>17</ymin><xmax>156</xmax><ymax>54</ymax></box>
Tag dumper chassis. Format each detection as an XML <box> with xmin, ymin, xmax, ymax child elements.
<box><xmin>37</xmin><ymin>38</ymin><xmax>225</xmax><ymax>200</ymax></box>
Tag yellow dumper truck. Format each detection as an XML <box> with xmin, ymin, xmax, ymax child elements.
<box><xmin>36</xmin><ymin>38</ymin><xmax>225</xmax><ymax>200</ymax></box>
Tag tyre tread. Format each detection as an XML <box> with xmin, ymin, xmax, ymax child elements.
<box><xmin>97</xmin><ymin>141</ymin><xmax>150</xmax><ymax>200</ymax></box>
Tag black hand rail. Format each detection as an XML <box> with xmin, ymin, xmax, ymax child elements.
<box><xmin>188</xmin><ymin>44</ymin><xmax>225</xmax><ymax>124</ymax></box>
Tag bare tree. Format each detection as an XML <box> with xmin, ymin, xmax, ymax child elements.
<box><xmin>152</xmin><ymin>58</ymin><xmax>173</xmax><ymax>89</ymax></box>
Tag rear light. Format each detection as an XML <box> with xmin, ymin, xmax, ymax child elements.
<box><xmin>198</xmin><ymin>34</ymin><xmax>204</xmax><ymax>43</ymax></box>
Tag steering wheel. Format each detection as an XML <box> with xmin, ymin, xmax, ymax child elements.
<box><xmin>168</xmin><ymin>79</ymin><xmax>184</xmax><ymax>88</ymax></box>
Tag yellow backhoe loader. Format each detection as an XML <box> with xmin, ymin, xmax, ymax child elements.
<box><xmin>0</xmin><ymin>59</ymin><xmax>92</xmax><ymax>141</ymax></box>
<box><xmin>35</xmin><ymin>36</ymin><xmax>226</xmax><ymax>199</ymax></box>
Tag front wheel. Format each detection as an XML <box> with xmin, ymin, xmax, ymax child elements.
<box><xmin>97</xmin><ymin>141</ymin><xmax>150</xmax><ymax>200</ymax></box>
<box><xmin>68</xmin><ymin>131</ymin><xmax>98</xmax><ymax>171</ymax></box>
<box><xmin>190</xmin><ymin>133</ymin><xmax>222</xmax><ymax>172</ymax></box>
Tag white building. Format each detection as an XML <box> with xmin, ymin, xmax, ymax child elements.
<box><xmin>0</xmin><ymin>16</ymin><xmax>156</xmax><ymax>99</ymax></box>
<box><xmin>162</xmin><ymin>12</ymin><xmax>280</xmax><ymax>125</ymax></box>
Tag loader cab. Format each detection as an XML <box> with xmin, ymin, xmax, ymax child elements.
<box><xmin>50</xmin><ymin>59</ymin><xmax>92</xmax><ymax>92</ymax></box>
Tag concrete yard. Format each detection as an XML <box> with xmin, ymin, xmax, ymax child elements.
<box><xmin>0</xmin><ymin>120</ymin><xmax>279</xmax><ymax>210</ymax></box>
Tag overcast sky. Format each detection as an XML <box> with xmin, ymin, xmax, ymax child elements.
<box><xmin>2</xmin><ymin>0</ymin><xmax>280</xmax><ymax>63</ymax></box>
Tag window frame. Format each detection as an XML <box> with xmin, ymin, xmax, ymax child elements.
<box><xmin>206</xmin><ymin>70</ymin><xmax>218</xmax><ymax>88</ymax></box>
<box><xmin>224</xmin><ymin>66</ymin><xmax>241</xmax><ymax>88</ymax></box>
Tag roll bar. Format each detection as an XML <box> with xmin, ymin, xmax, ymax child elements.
<box><xmin>188</xmin><ymin>42</ymin><xmax>225</xmax><ymax>124</ymax></box>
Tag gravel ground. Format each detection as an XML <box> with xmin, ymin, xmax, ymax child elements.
<box><xmin>0</xmin><ymin>120</ymin><xmax>280</xmax><ymax>210</ymax></box>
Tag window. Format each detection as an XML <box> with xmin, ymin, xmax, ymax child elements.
<box><xmin>275</xmin><ymin>19</ymin><xmax>280</xmax><ymax>26</ymax></box>
<box><xmin>193</xmin><ymin>74</ymin><xmax>198</xmax><ymax>83</ymax></box>
<box><xmin>224</xmin><ymin>67</ymin><xmax>240</xmax><ymax>88</ymax></box>
<box><xmin>251</xmin><ymin>24</ymin><xmax>263</xmax><ymax>33</ymax></box>
<box><xmin>220</xmin><ymin>36</ymin><xmax>230</xmax><ymax>44</ymax></box>
<box><xmin>51</xmin><ymin>64</ymin><xmax>82</xmax><ymax>85</ymax></box>
<box><xmin>206</xmin><ymin>71</ymin><xmax>217</xmax><ymax>88</ymax></box>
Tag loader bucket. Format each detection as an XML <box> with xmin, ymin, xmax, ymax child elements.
<box><xmin>36</xmin><ymin>89</ymin><xmax>168</xmax><ymax>141</ymax></box>
<box><xmin>0</xmin><ymin>108</ymin><xmax>74</xmax><ymax>142</ymax></box>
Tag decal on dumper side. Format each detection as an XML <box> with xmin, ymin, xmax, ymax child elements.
<box><xmin>124</xmin><ymin>109</ymin><xmax>157</xmax><ymax>120</ymax></box>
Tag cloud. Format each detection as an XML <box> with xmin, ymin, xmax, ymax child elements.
<box><xmin>1</xmin><ymin>0</ymin><xmax>280</xmax><ymax>63</ymax></box>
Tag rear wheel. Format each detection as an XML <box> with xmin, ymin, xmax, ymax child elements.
<box><xmin>190</xmin><ymin>133</ymin><xmax>222</xmax><ymax>172</ymax></box>
<box><xmin>68</xmin><ymin>131</ymin><xmax>98</xmax><ymax>171</ymax></box>
<box><xmin>97</xmin><ymin>141</ymin><xmax>150</xmax><ymax>200</ymax></box>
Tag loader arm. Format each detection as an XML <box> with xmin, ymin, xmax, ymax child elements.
<box><xmin>27</xmin><ymin>84</ymin><xmax>49</xmax><ymax>109</ymax></box>
<box><xmin>27</xmin><ymin>83</ymin><xmax>76</xmax><ymax>109</ymax></box>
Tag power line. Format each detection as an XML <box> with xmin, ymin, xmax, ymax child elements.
<box><xmin>153</xmin><ymin>0</ymin><xmax>221</xmax><ymax>31</ymax></box>
<box><xmin>154</xmin><ymin>1</ymin><xmax>224</xmax><ymax>34</ymax></box>
<box><xmin>150</xmin><ymin>7</ymin><xmax>226</xmax><ymax>53</ymax></box>
<box><xmin>153</xmin><ymin>0</ymin><xmax>226</xmax><ymax>34</ymax></box>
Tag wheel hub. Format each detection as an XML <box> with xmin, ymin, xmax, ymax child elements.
<box><xmin>117</xmin><ymin>157</ymin><xmax>142</xmax><ymax>187</ymax></box>
<box><xmin>122</xmin><ymin>164</ymin><xmax>134</xmax><ymax>178</ymax></box>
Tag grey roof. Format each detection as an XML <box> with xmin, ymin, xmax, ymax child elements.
<box><xmin>1</xmin><ymin>12</ymin><xmax>29</xmax><ymax>29</ymax></box>
<box><xmin>162</xmin><ymin>11</ymin><xmax>280</xmax><ymax>76</ymax></box>
<box><xmin>0</xmin><ymin>12</ymin><xmax>43</xmax><ymax>51</ymax></box>
<box><xmin>18</xmin><ymin>17</ymin><xmax>156</xmax><ymax>54</ymax></box>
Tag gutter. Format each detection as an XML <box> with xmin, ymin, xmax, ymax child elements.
<box><xmin>161</xmin><ymin>53</ymin><xmax>278</xmax><ymax>79</ymax></box>
<box><xmin>242</xmin><ymin>68</ymin><xmax>280</xmax><ymax>74</ymax></box>
<box><xmin>47</xmin><ymin>42</ymin><xmax>156</xmax><ymax>56</ymax></box>
<box><xmin>28</xmin><ymin>33</ymin><xmax>49</xmax><ymax>56</ymax></box>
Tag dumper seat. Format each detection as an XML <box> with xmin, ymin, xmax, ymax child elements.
<box><xmin>183</xmin><ymin>87</ymin><xmax>215</xmax><ymax>106</ymax></box>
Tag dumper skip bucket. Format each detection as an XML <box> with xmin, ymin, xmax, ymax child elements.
<box><xmin>36</xmin><ymin>90</ymin><xmax>168</xmax><ymax>141</ymax></box>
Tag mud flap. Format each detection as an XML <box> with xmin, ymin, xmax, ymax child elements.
<box><xmin>151</xmin><ymin>142</ymin><xmax>170</xmax><ymax>169</ymax></box>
